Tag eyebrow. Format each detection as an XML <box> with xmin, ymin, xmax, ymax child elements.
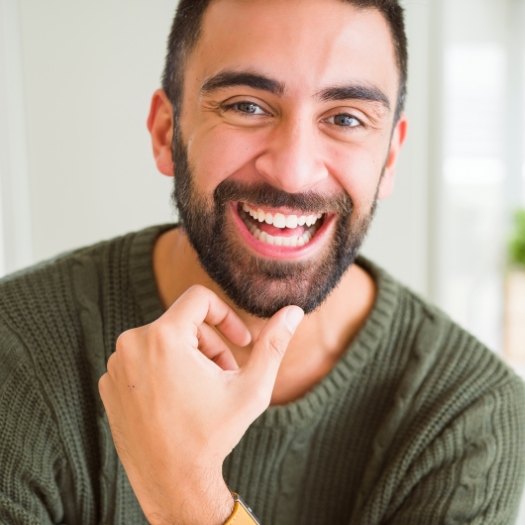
<box><xmin>317</xmin><ymin>85</ymin><xmax>390</xmax><ymax>111</ymax></box>
<box><xmin>201</xmin><ymin>71</ymin><xmax>285</xmax><ymax>96</ymax></box>
<box><xmin>200</xmin><ymin>70</ymin><xmax>390</xmax><ymax>111</ymax></box>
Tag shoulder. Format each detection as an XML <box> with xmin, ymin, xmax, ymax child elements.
<box><xmin>354</xmin><ymin>258</ymin><xmax>525</xmax><ymax>522</ymax></box>
<box><xmin>360</xmin><ymin>256</ymin><xmax>521</xmax><ymax>395</ymax></box>
<box><xmin>357</xmin><ymin>255</ymin><xmax>525</xmax><ymax>453</ymax></box>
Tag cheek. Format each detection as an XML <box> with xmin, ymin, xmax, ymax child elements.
<box><xmin>325</xmin><ymin>141</ymin><xmax>385</xmax><ymax>215</ymax></box>
<box><xmin>185</xmin><ymin>127</ymin><xmax>264</xmax><ymax>192</ymax></box>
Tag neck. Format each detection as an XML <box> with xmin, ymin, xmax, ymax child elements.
<box><xmin>153</xmin><ymin>227</ymin><xmax>376</xmax><ymax>404</ymax></box>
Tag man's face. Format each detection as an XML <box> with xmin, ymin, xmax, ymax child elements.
<box><xmin>172</xmin><ymin>0</ymin><xmax>406</xmax><ymax>317</ymax></box>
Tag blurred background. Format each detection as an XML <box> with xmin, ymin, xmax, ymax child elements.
<box><xmin>1</xmin><ymin>0</ymin><xmax>525</xmax><ymax>520</ymax></box>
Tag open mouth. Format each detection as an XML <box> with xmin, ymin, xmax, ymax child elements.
<box><xmin>237</xmin><ymin>202</ymin><xmax>328</xmax><ymax>249</ymax></box>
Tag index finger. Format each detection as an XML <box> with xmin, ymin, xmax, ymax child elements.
<box><xmin>164</xmin><ymin>285</ymin><xmax>252</xmax><ymax>348</ymax></box>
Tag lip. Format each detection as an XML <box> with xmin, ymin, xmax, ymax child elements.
<box><xmin>229</xmin><ymin>202</ymin><xmax>337</xmax><ymax>261</ymax></box>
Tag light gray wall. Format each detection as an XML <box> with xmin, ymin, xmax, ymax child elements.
<box><xmin>17</xmin><ymin>0</ymin><xmax>176</xmax><ymax>262</ymax></box>
<box><xmin>0</xmin><ymin>0</ymin><xmax>33</xmax><ymax>274</ymax></box>
<box><xmin>11</xmin><ymin>0</ymin><xmax>434</xmax><ymax>297</ymax></box>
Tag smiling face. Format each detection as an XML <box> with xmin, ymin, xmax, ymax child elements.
<box><xmin>154</xmin><ymin>0</ymin><xmax>407</xmax><ymax>317</ymax></box>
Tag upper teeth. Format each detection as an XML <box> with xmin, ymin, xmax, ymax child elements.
<box><xmin>242</xmin><ymin>203</ymin><xmax>323</xmax><ymax>229</ymax></box>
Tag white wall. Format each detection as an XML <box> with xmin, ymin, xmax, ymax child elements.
<box><xmin>7</xmin><ymin>0</ymin><xmax>434</xmax><ymax>298</ymax></box>
<box><xmin>17</xmin><ymin>0</ymin><xmax>177</xmax><ymax>263</ymax></box>
<box><xmin>0</xmin><ymin>0</ymin><xmax>33</xmax><ymax>275</ymax></box>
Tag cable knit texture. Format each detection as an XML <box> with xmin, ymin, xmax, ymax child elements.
<box><xmin>0</xmin><ymin>225</ymin><xmax>524</xmax><ymax>524</ymax></box>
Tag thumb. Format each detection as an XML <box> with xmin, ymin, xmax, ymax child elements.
<box><xmin>242</xmin><ymin>305</ymin><xmax>304</xmax><ymax>396</ymax></box>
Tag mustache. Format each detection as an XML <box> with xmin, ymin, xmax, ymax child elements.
<box><xmin>214</xmin><ymin>180</ymin><xmax>352</xmax><ymax>215</ymax></box>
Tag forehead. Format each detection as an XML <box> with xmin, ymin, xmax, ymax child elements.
<box><xmin>185</xmin><ymin>0</ymin><xmax>399</xmax><ymax>101</ymax></box>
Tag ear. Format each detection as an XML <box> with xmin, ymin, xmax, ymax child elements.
<box><xmin>377</xmin><ymin>114</ymin><xmax>408</xmax><ymax>199</ymax></box>
<box><xmin>147</xmin><ymin>89</ymin><xmax>175</xmax><ymax>177</ymax></box>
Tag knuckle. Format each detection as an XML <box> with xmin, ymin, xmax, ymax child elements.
<box><xmin>115</xmin><ymin>330</ymin><xmax>134</xmax><ymax>353</ymax></box>
<box><xmin>98</xmin><ymin>373</ymin><xmax>108</xmax><ymax>394</ymax></box>
<box><xmin>113</xmin><ymin>327</ymin><xmax>144</xmax><ymax>367</ymax></box>
<box><xmin>105</xmin><ymin>353</ymin><xmax>116</xmax><ymax>373</ymax></box>
<box><xmin>148</xmin><ymin>319</ymin><xmax>173</xmax><ymax>348</ymax></box>
<box><xmin>251</xmin><ymin>384</ymin><xmax>272</xmax><ymax>410</ymax></box>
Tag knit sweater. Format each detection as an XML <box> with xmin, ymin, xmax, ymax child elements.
<box><xmin>0</xmin><ymin>225</ymin><xmax>524</xmax><ymax>525</ymax></box>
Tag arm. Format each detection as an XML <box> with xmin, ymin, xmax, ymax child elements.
<box><xmin>0</xmin><ymin>327</ymin><xmax>63</xmax><ymax>525</ymax></box>
<box><xmin>98</xmin><ymin>285</ymin><xmax>303</xmax><ymax>525</ymax></box>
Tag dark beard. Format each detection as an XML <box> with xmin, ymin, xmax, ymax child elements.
<box><xmin>172</xmin><ymin>132</ymin><xmax>378</xmax><ymax>318</ymax></box>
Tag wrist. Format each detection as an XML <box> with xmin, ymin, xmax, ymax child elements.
<box><xmin>145</xmin><ymin>475</ymin><xmax>233</xmax><ymax>525</ymax></box>
<box><xmin>225</xmin><ymin>493</ymin><xmax>261</xmax><ymax>524</ymax></box>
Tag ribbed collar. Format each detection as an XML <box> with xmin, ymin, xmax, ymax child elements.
<box><xmin>128</xmin><ymin>224</ymin><xmax>400</xmax><ymax>428</ymax></box>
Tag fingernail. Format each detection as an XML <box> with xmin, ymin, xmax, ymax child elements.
<box><xmin>285</xmin><ymin>306</ymin><xmax>304</xmax><ymax>333</ymax></box>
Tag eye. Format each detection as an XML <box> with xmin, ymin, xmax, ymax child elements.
<box><xmin>222</xmin><ymin>101</ymin><xmax>267</xmax><ymax>116</ymax></box>
<box><xmin>326</xmin><ymin>113</ymin><xmax>362</xmax><ymax>128</ymax></box>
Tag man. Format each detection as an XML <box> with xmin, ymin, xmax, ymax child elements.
<box><xmin>1</xmin><ymin>0</ymin><xmax>524</xmax><ymax>524</ymax></box>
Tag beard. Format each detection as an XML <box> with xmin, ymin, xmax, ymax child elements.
<box><xmin>172</xmin><ymin>132</ymin><xmax>379</xmax><ymax>318</ymax></box>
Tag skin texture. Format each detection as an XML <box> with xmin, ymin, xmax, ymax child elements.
<box><xmin>99</xmin><ymin>0</ymin><xmax>408</xmax><ymax>523</ymax></box>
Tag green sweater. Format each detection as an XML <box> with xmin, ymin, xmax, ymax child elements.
<box><xmin>0</xmin><ymin>225</ymin><xmax>524</xmax><ymax>525</ymax></box>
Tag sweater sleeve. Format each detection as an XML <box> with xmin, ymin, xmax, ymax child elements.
<box><xmin>385</xmin><ymin>377</ymin><xmax>525</xmax><ymax>525</ymax></box>
<box><xmin>0</xmin><ymin>326</ymin><xmax>67</xmax><ymax>525</ymax></box>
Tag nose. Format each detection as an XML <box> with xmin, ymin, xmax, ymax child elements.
<box><xmin>254</xmin><ymin>117</ymin><xmax>329</xmax><ymax>194</ymax></box>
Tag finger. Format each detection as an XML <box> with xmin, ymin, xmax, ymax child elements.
<box><xmin>168</xmin><ymin>285</ymin><xmax>251</xmax><ymax>347</ymax></box>
<box><xmin>197</xmin><ymin>323</ymin><xmax>239</xmax><ymax>371</ymax></box>
<box><xmin>242</xmin><ymin>306</ymin><xmax>304</xmax><ymax>392</ymax></box>
<box><xmin>98</xmin><ymin>373</ymin><xmax>117</xmax><ymax>418</ymax></box>
<box><xmin>98</xmin><ymin>372</ymin><xmax>109</xmax><ymax>399</ymax></box>
<box><xmin>106</xmin><ymin>352</ymin><xmax>117</xmax><ymax>376</ymax></box>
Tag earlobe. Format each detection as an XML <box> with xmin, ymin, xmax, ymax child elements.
<box><xmin>377</xmin><ymin>114</ymin><xmax>408</xmax><ymax>200</ymax></box>
<box><xmin>147</xmin><ymin>89</ymin><xmax>175</xmax><ymax>177</ymax></box>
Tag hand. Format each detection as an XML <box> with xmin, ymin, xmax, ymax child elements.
<box><xmin>98</xmin><ymin>285</ymin><xmax>304</xmax><ymax>525</ymax></box>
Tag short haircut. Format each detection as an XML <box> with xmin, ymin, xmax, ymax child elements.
<box><xmin>162</xmin><ymin>0</ymin><xmax>408</xmax><ymax>122</ymax></box>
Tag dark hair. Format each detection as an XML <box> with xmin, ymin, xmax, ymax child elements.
<box><xmin>162</xmin><ymin>0</ymin><xmax>408</xmax><ymax>121</ymax></box>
